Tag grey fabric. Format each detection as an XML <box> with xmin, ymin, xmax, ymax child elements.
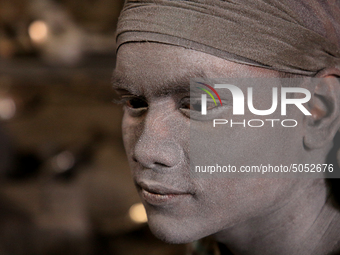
<box><xmin>116</xmin><ymin>0</ymin><xmax>340</xmax><ymax>75</ymax></box>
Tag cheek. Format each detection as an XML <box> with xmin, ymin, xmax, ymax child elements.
<box><xmin>195</xmin><ymin>178</ymin><xmax>300</xmax><ymax>228</ymax></box>
<box><xmin>192</xmin><ymin>108</ymin><xmax>305</xmax><ymax>174</ymax></box>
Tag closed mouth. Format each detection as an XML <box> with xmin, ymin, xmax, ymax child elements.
<box><xmin>136</xmin><ymin>180</ymin><xmax>191</xmax><ymax>195</ymax></box>
<box><xmin>136</xmin><ymin>180</ymin><xmax>192</xmax><ymax>205</ymax></box>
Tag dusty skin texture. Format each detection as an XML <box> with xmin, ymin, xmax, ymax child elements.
<box><xmin>113</xmin><ymin>42</ymin><xmax>340</xmax><ymax>255</ymax></box>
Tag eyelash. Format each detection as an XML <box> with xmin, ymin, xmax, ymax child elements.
<box><xmin>113</xmin><ymin>95</ymin><xmax>148</xmax><ymax>117</ymax></box>
<box><xmin>179</xmin><ymin>97</ymin><xmax>218</xmax><ymax>111</ymax></box>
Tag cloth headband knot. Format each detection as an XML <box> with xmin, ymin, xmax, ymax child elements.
<box><xmin>116</xmin><ymin>0</ymin><xmax>340</xmax><ymax>76</ymax></box>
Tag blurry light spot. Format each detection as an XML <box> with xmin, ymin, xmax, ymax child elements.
<box><xmin>0</xmin><ymin>98</ymin><xmax>16</xmax><ymax>120</ymax></box>
<box><xmin>129</xmin><ymin>203</ymin><xmax>147</xmax><ymax>224</ymax></box>
<box><xmin>29</xmin><ymin>20</ymin><xmax>48</xmax><ymax>43</ymax></box>
<box><xmin>52</xmin><ymin>151</ymin><xmax>75</xmax><ymax>173</ymax></box>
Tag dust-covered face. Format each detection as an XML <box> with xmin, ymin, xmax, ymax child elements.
<box><xmin>113</xmin><ymin>43</ymin><xmax>311</xmax><ymax>243</ymax></box>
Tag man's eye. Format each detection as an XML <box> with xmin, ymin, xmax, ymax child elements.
<box><xmin>181</xmin><ymin>101</ymin><xmax>201</xmax><ymax>111</ymax></box>
<box><xmin>125</xmin><ymin>97</ymin><xmax>148</xmax><ymax>109</ymax></box>
<box><xmin>114</xmin><ymin>95</ymin><xmax>148</xmax><ymax>109</ymax></box>
<box><xmin>180</xmin><ymin>98</ymin><xmax>216</xmax><ymax>112</ymax></box>
<box><xmin>179</xmin><ymin>97</ymin><xmax>229</xmax><ymax>121</ymax></box>
<box><xmin>113</xmin><ymin>95</ymin><xmax>148</xmax><ymax>116</ymax></box>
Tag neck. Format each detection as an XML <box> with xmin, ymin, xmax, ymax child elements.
<box><xmin>214</xmin><ymin>179</ymin><xmax>340</xmax><ymax>255</ymax></box>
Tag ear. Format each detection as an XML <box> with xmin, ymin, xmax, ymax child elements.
<box><xmin>303</xmin><ymin>69</ymin><xmax>340</xmax><ymax>150</ymax></box>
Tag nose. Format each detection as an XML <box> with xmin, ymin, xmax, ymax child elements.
<box><xmin>132</xmin><ymin>108</ymin><xmax>183</xmax><ymax>170</ymax></box>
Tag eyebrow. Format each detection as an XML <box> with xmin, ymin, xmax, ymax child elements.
<box><xmin>112</xmin><ymin>69</ymin><xmax>208</xmax><ymax>97</ymax></box>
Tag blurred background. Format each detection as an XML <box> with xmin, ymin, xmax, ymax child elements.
<box><xmin>0</xmin><ymin>0</ymin><xmax>186</xmax><ymax>254</ymax></box>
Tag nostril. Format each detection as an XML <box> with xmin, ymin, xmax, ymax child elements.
<box><xmin>132</xmin><ymin>156</ymin><xmax>169</xmax><ymax>168</ymax></box>
<box><xmin>155</xmin><ymin>162</ymin><xmax>169</xmax><ymax>168</ymax></box>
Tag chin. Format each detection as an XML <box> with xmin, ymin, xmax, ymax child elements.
<box><xmin>146</xmin><ymin>213</ymin><xmax>215</xmax><ymax>244</ymax></box>
<box><xmin>148</xmin><ymin>221</ymin><xmax>198</xmax><ymax>244</ymax></box>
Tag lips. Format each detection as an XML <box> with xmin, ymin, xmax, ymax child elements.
<box><xmin>136</xmin><ymin>180</ymin><xmax>192</xmax><ymax>206</ymax></box>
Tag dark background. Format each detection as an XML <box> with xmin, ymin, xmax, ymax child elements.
<box><xmin>0</xmin><ymin>0</ymin><xmax>186</xmax><ymax>254</ymax></box>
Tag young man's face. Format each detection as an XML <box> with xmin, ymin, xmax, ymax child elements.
<box><xmin>113</xmin><ymin>42</ymin><xmax>311</xmax><ymax>243</ymax></box>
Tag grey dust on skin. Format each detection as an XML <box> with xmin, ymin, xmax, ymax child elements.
<box><xmin>112</xmin><ymin>42</ymin><xmax>340</xmax><ymax>255</ymax></box>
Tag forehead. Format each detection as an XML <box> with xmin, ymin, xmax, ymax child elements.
<box><xmin>113</xmin><ymin>43</ymin><xmax>281</xmax><ymax>95</ymax></box>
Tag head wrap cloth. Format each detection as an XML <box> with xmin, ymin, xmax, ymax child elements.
<box><xmin>116</xmin><ymin>0</ymin><xmax>340</xmax><ymax>75</ymax></box>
